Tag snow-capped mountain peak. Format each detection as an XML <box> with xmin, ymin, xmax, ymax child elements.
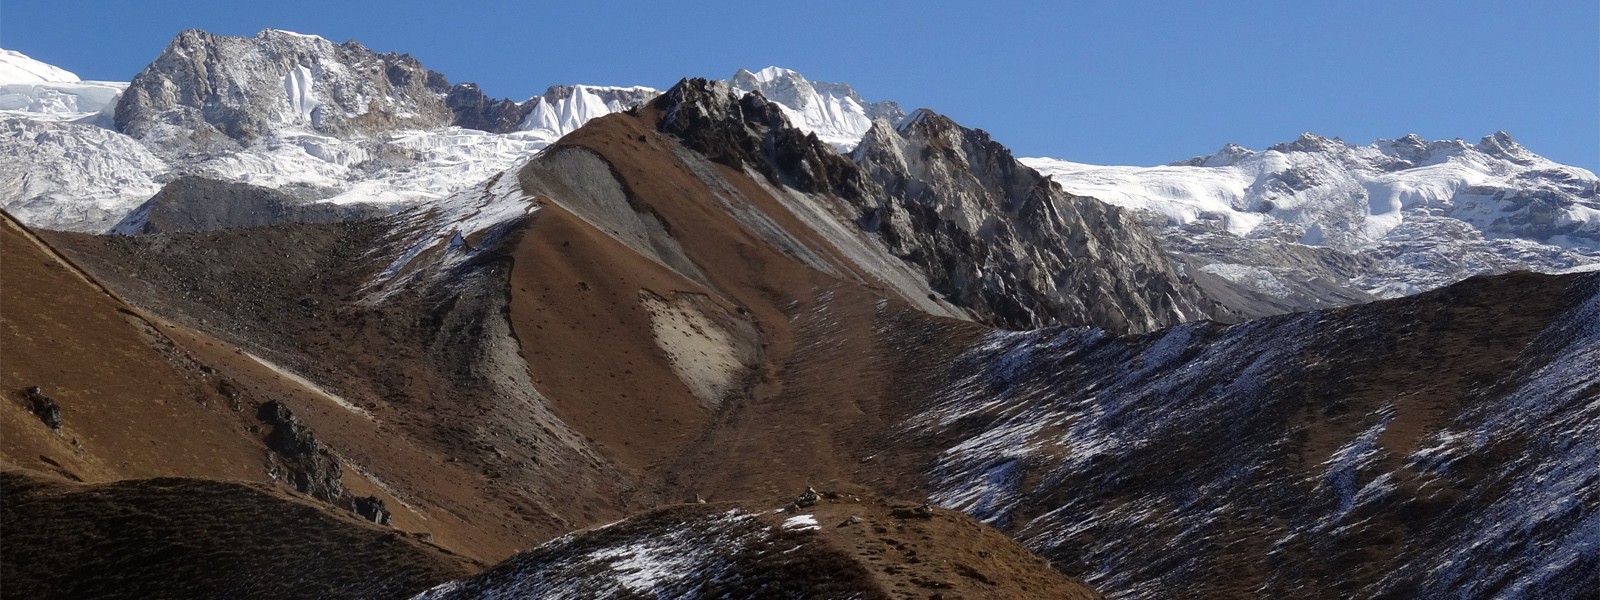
<box><xmin>116</xmin><ymin>27</ymin><xmax>456</xmax><ymax>146</ymax></box>
<box><xmin>516</xmin><ymin>84</ymin><xmax>661</xmax><ymax>140</ymax></box>
<box><xmin>258</xmin><ymin>28</ymin><xmax>330</xmax><ymax>42</ymax></box>
<box><xmin>1025</xmin><ymin>132</ymin><xmax>1600</xmax><ymax>303</ymax></box>
<box><xmin>0</xmin><ymin>49</ymin><xmax>81</xmax><ymax>84</ymax></box>
<box><xmin>1474</xmin><ymin>130</ymin><xmax>1537</xmax><ymax>165</ymax></box>
<box><xmin>729</xmin><ymin>65</ymin><xmax>903</xmax><ymax>151</ymax></box>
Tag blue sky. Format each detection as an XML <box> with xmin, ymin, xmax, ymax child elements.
<box><xmin>4</xmin><ymin>0</ymin><xmax>1595</xmax><ymax>170</ymax></box>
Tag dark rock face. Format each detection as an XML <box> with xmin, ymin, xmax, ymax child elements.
<box><xmin>257</xmin><ymin>400</ymin><xmax>344</xmax><ymax>504</ymax></box>
<box><xmin>351</xmin><ymin>495</ymin><xmax>391</xmax><ymax>526</ymax></box>
<box><xmin>115</xmin><ymin>29</ymin><xmax>454</xmax><ymax>151</ymax></box>
<box><xmin>654</xmin><ymin>79</ymin><xmax>876</xmax><ymax>200</ymax></box>
<box><xmin>652</xmin><ymin>79</ymin><xmax>1216</xmax><ymax>333</ymax></box>
<box><xmin>850</xmin><ymin>111</ymin><xmax>1218</xmax><ymax>332</ymax></box>
<box><xmin>112</xmin><ymin>176</ymin><xmax>389</xmax><ymax>234</ymax></box>
<box><xmin>22</xmin><ymin>386</ymin><xmax>61</xmax><ymax>430</ymax></box>
<box><xmin>256</xmin><ymin>401</ymin><xmax>393</xmax><ymax>525</ymax></box>
<box><xmin>446</xmin><ymin>83</ymin><xmax>534</xmax><ymax>133</ymax></box>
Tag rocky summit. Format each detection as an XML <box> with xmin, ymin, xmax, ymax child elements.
<box><xmin>2</xmin><ymin>27</ymin><xmax>1596</xmax><ymax>600</ymax></box>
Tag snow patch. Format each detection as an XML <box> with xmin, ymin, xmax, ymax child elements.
<box><xmin>781</xmin><ymin>514</ymin><xmax>819</xmax><ymax>531</ymax></box>
<box><xmin>282</xmin><ymin>65</ymin><xmax>321</xmax><ymax>126</ymax></box>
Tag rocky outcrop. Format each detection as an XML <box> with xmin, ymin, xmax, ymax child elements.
<box><xmin>444</xmin><ymin>83</ymin><xmax>533</xmax><ymax>133</ymax></box>
<box><xmin>115</xmin><ymin>29</ymin><xmax>453</xmax><ymax>151</ymax></box>
<box><xmin>653</xmin><ymin>79</ymin><xmax>1216</xmax><ymax>332</ymax></box>
<box><xmin>112</xmin><ymin>176</ymin><xmax>389</xmax><ymax>234</ymax></box>
<box><xmin>654</xmin><ymin>79</ymin><xmax>875</xmax><ymax>199</ymax></box>
<box><xmin>352</xmin><ymin>495</ymin><xmax>392</xmax><ymax>526</ymax></box>
<box><xmin>850</xmin><ymin>111</ymin><xmax>1217</xmax><ymax>332</ymax></box>
<box><xmin>21</xmin><ymin>386</ymin><xmax>60</xmax><ymax>430</ymax></box>
<box><xmin>257</xmin><ymin>400</ymin><xmax>344</xmax><ymax>504</ymax></box>
<box><xmin>255</xmin><ymin>400</ymin><xmax>397</xmax><ymax>526</ymax></box>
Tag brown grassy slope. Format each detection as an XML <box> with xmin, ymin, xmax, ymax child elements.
<box><xmin>6</xmin><ymin>214</ymin><xmax>478</xmax><ymax>556</ymax></box>
<box><xmin>506</xmin><ymin>200</ymin><xmax>727</xmax><ymax>472</ymax></box>
<box><xmin>1</xmin><ymin>470</ymin><xmax>475</xmax><ymax>600</ymax></box>
<box><xmin>40</xmin><ymin>219</ymin><xmax>626</xmax><ymax>562</ymax></box>
<box><xmin>0</xmin><ymin>212</ymin><xmax>262</xmax><ymax>483</ymax></box>
<box><xmin>793</xmin><ymin>495</ymin><xmax>1104</xmax><ymax>600</ymax></box>
<box><xmin>542</xmin><ymin>110</ymin><xmax>985</xmax><ymax>504</ymax></box>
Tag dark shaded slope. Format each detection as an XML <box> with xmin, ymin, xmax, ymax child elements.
<box><xmin>901</xmin><ymin>271</ymin><xmax>1600</xmax><ymax>599</ymax></box>
<box><xmin>1</xmin><ymin>471</ymin><xmax>474</xmax><ymax>600</ymax></box>
<box><xmin>112</xmin><ymin>176</ymin><xmax>389</xmax><ymax>234</ymax></box>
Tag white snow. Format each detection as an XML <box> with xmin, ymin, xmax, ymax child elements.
<box><xmin>730</xmin><ymin>66</ymin><xmax>887</xmax><ymax>151</ymax></box>
<box><xmin>781</xmin><ymin>514</ymin><xmax>820</xmax><ymax>530</ymax></box>
<box><xmin>411</xmin><ymin>509</ymin><xmax>766</xmax><ymax>599</ymax></box>
<box><xmin>266</xmin><ymin>29</ymin><xmax>327</xmax><ymax>41</ymax></box>
<box><xmin>0</xmin><ymin>49</ymin><xmax>80</xmax><ymax>84</ymax></box>
<box><xmin>0</xmin><ymin>49</ymin><xmax>125</xmax><ymax>121</ymax></box>
<box><xmin>0</xmin><ymin>117</ymin><xmax>167</xmax><ymax>232</ymax></box>
<box><xmin>1025</xmin><ymin>133</ymin><xmax>1600</xmax><ymax>297</ymax></box>
<box><xmin>518</xmin><ymin>85</ymin><xmax>659</xmax><ymax>141</ymax></box>
<box><xmin>282</xmin><ymin>65</ymin><xmax>321</xmax><ymax>126</ymax></box>
<box><xmin>1027</xmin><ymin>158</ymin><xmax>1267</xmax><ymax>235</ymax></box>
<box><xmin>242</xmin><ymin>350</ymin><xmax>373</xmax><ymax>419</ymax></box>
<box><xmin>367</xmin><ymin>158</ymin><xmax>540</xmax><ymax>299</ymax></box>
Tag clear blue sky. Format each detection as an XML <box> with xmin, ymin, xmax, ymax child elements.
<box><xmin>3</xmin><ymin>0</ymin><xmax>1596</xmax><ymax>170</ymax></box>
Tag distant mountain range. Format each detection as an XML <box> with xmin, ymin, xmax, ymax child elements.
<box><xmin>2</xmin><ymin>28</ymin><xmax>1595</xmax><ymax>600</ymax></box>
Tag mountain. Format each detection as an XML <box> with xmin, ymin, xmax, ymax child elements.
<box><xmin>111</xmin><ymin>175</ymin><xmax>391</xmax><ymax>234</ymax></box>
<box><xmin>651</xmin><ymin>79</ymin><xmax>1214</xmax><ymax>331</ymax></box>
<box><xmin>729</xmin><ymin>66</ymin><xmax>904</xmax><ymax>151</ymax></box>
<box><xmin>0</xmin><ymin>31</ymin><xmax>906</xmax><ymax>235</ymax></box>
<box><xmin>1025</xmin><ymin>133</ymin><xmax>1600</xmax><ymax>316</ymax></box>
<box><xmin>115</xmin><ymin>29</ymin><xmax>456</xmax><ymax>148</ymax></box>
<box><xmin>4</xmin><ymin>27</ymin><xmax>1597</xmax><ymax>600</ymax></box>
<box><xmin>848</xmin><ymin>109</ymin><xmax>1217</xmax><ymax>330</ymax></box>
<box><xmin>7</xmin><ymin>71</ymin><xmax>1211</xmax><ymax>594</ymax></box>
<box><xmin>0</xmin><ymin>211</ymin><xmax>478</xmax><ymax>598</ymax></box>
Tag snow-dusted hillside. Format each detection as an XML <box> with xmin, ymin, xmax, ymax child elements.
<box><xmin>911</xmin><ymin>270</ymin><xmax>1599</xmax><ymax>599</ymax></box>
<box><xmin>1025</xmin><ymin>133</ymin><xmax>1600</xmax><ymax>303</ymax></box>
